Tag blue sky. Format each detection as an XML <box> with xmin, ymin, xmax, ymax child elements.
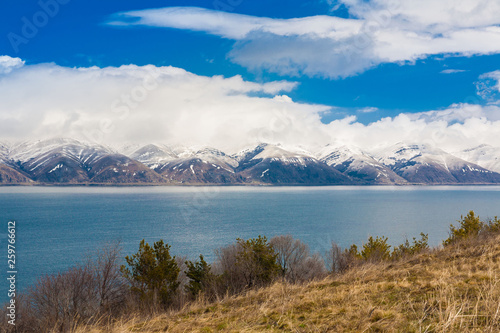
<box><xmin>1</xmin><ymin>0</ymin><xmax>500</xmax><ymax>151</ymax></box>
<box><xmin>2</xmin><ymin>0</ymin><xmax>500</xmax><ymax>120</ymax></box>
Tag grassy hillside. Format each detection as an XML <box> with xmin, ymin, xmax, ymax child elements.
<box><xmin>78</xmin><ymin>234</ymin><xmax>500</xmax><ymax>333</ymax></box>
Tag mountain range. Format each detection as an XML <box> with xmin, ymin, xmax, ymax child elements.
<box><xmin>1</xmin><ymin>138</ymin><xmax>500</xmax><ymax>185</ymax></box>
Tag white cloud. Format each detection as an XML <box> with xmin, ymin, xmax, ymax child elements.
<box><xmin>0</xmin><ymin>56</ymin><xmax>24</xmax><ymax>74</ymax></box>
<box><xmin>108</xmin><ymin>3</ymin><xmax>500</xmax><ymax>78</ymax></box>
<box><xmin>108</xmin><ymin>7</ymin><xmax>362</xmax><ymax>40</ymax></box>
<box><xmin>326</xmin><ymin>106</ymin><xmax>500</xmax><ymax>152</ymax></box>
<box><xmin>0</xmin><ymin>56</ymin><xmax>327</xmax><ymax>152</ymax></box>
<box><xmin>342</xmin><ymin>0</ymin><xmax>500</xmax><ymax>30</ymax></box>
<box><xmin>358</xmin><ymin>106</ymin><xmax>378</xmax><ymax>113</ymax></box>
<box><xmin>1</xmin><ymin>55</ymin><xmax>499</xmax><ymax>154</ymax></box>
<box><xmin>440</xmin><ymin>69</ymin><xmax>468</xmax><ymax>74</ymax></box>
<box><xmin>476</xmin><ymin>70</ymin><xmax>500</xmax><ymax>102</ymax></box>
<box><xmin>407</xmin><ymin>103</ymin><xmax>500</xmax><ymax>123</ymax></box>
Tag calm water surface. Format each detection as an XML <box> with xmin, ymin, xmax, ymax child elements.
<box><xmin>1</xmin><ymin>185</ymin><xmax>499</xmax><ymax>299</ymax></box>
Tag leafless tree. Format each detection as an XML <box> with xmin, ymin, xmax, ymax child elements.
<box><xmin>326</xmin><ymin>241</ymin><xmax>350</xmax><ymax>274</ymax></box>
<box><xmin>270</xmin><ymin>235</ymin><xmax>326</xmax><ymax>282</ymax></box>
<box><xmin>88</xmin><ymin>241</ymin><xmax>127</xmax><ymax>316</ymax></box>
<box><xmin>8</xmin><ymin>241</ymin><xmax>127</xmax><ymax>332</ymax></box>
<box><xmin>172</xmin><ymin>255</ymin><xmax>190</xmax><ymax>308</ymax></box>
<box><xmin>213</xmin><ymin>242</ymin><xmax>246</xmax><ymax>295</ymax></box>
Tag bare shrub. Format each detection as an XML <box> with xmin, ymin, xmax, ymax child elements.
<box><xmin>294</xmin><ymin>252</ymin><xmax>327</xmax><ymax>281</ymax></box>
<box><xmin>172</xmin><ymin>255</ymin><xmax>190</xmax><ymax>308</ymax></box>
<box><xmin>270</xmin><ymin>235</ymin><xmax>326</xmax><ymax>282</ymax></box>
<box><xmin>4</xmin><ymin>242</ymin><xmax>127</xmax><ymax>332</ymax></box>
<box><xmin>213</xmin><ymin>242</ymin><xmax>245</xmax><ymax>296</ymax></box>
<box><xmin>90</xmin><ymin>242</ymin><xmax>127</xmax><ymax>316</ymax></box>
<box><xmin>27</xmin><ymin>265</ymin><xmax>95</xmax><ymax>331</ymax></box>
<box><xmin>326</xmin><ymin>242</ymin><xmax>351</xmax><ymax>274</ymax></box>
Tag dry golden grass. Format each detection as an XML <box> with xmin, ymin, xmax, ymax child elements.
<box><xmin>77</xmin><ymin>234</ymin><xmax>500</xmax><ymax>333</ymax></box>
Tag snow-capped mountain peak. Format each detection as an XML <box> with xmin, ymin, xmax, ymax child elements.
<box><xmin>372</xmin><ymin>142</ymin><xmax>500</xmax><ymax>184</ymax></box>
<box><xmin>317</xmin><ymin>144</ymin><xmax>369</xmax><ymax>166</ymax></box>
<box><xmin>8</xmin><ymin>138</ymin><xmax>113</xmax><ymax>164</ymax></box>
<box><xmin>129</xmin><ymin>144</ymin><xmax>178</xmax><ymax>169</ymax></box>
<box><xmin>1</xmin><ymin>139</ymin><xmax>500</xmax><ymax>185</ymax></box>
<box><xmin>455</xmin><ymin>144</ymin><xmax>500</xmax><ymax>173</ymax></box>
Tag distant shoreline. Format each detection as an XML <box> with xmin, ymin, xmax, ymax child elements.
<box><xmin>1</xmin><ymin>183</ymin><xmax>500</xmax><ymax>187</ymax></box>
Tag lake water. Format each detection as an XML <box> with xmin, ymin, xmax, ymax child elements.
<box><xmin>1</xmin><ymin>185</ymin><xmax>500</xmax><ymax>300</ymax></box>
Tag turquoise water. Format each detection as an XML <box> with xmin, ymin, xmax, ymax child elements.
<box><xmin>1</xmin><ymin>186</ymin><xmax>500</xmax><ymax>299</ymax></box>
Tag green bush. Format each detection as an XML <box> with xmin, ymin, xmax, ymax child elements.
<box><xmin>487</xmin><ymin>216</ymin><xmax>500</xmax><ymax>233</ymax></box>
<box><xmin>236</xmin><ymin>235</ymin><xmax>281</xmax><ymax>288</ymax></box>
<box><xmin>121</xmin><ymin>239</ymin><xmax>180</xmax><ymax>307</ymax></box>
<box><xmin>361</xmin><ymin>236</ymin><xmax>391</xmax><ymax>261</ymax></box>
<box><xmin>213</xmin><ymin>236</ymin><xmax>281</xmax><ymax>295</ymax></box>
<box><xmin>345</xmin><ymin>244</ymin><xmax>362</xmax><ymax>260</ymax></box>
<box><xmin>185</xmin><ymin>255</ymin><xmax>213</xmax><ymax>299</ymax></box>
<box><xmin>392</xmin><ymin>233</ymin><xmax>429</xmax><ymax>259</ymax></box>
<box><xmin>443</xmin><ymin>211</ymin><xmax>484</xmax><ymax>246</ymax></box>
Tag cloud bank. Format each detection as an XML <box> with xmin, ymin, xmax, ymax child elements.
<box><xmin>108</xmin><ymin>1</ymin><xmax>500</xmax><ymax>78</ymax></box>
<box><xmin>1</xmin><ymin>56</ymin><xmax>500</xmax><ymax>153</ymax></box>
<box><xmin>0</xmin><ymin>56</ymin><xmax>25</xmax><ymax>74</ymax></box>
<box><xmin>0</xmin><ymin>56</ymin><xmax>328</xmax><ymax>151</ymax></box>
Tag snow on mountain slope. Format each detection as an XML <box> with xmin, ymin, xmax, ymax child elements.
<box><xmin>155</xmin><ymin>147</ymin><xmax>244</xmax><ymax>184</ymax></box>
<box><xmin>88</xmin><ymin>154</ymin><xmax>167</xmax><ymax>183</ymax></box>
<box><xmin>6</xmin><ymin>138</ymin><xmax>165</xmax><ymax>183</ymax></box>
<box><xmin>235</xmin><ymin>143</ymin><xmax>312</xmax><ymax>161</ymax></box>
<box><xmin>236</xmin><ymin>144</ymin><xmax>351</xmax><ymax>184</ymax></box>
<box><xmin>178</xmin><ymin>147</ymin><xmax>239</xmax><ymax>169</ymax></box>
<box><xmin>251</xmin><ymin>145</ymin><xmax>312</xmax><ymax>162</ymax></box>
<box><xmin>1</xmin><ymin>139</ymin><xmax>499</xmax><ymax>185</ymax></box>
<box><xmin>317</xmin><ymin>145</ymin><xmax>408</xmax><ymax>184</ymax></box>
<box><xmin>0</xmin><ymin>142</ymin><xmax>9</xmax><ymax>164</ymax></box>
<box><xmin>9</xmin><ymin>138</ymin><xmax>113</xmax><ymax>167</ymax></box>
<box><xmin>6</xmin><ymin>138</ymin><xmax>111</xmax><ymax>182</ymax></box>
<box><xmin>129</xmin><ymin>144</ymin><xmax>178</xmax><ymax>170</ymax></box>
<box><xmin>455</xmin><ymin>145</ymin><xmax>500</xmax><ymax>173</ymax></box>
<box><xmin>373</xmin><ymin>143</ymin><xmax>500</xmax><ymax>184</ymax></box>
